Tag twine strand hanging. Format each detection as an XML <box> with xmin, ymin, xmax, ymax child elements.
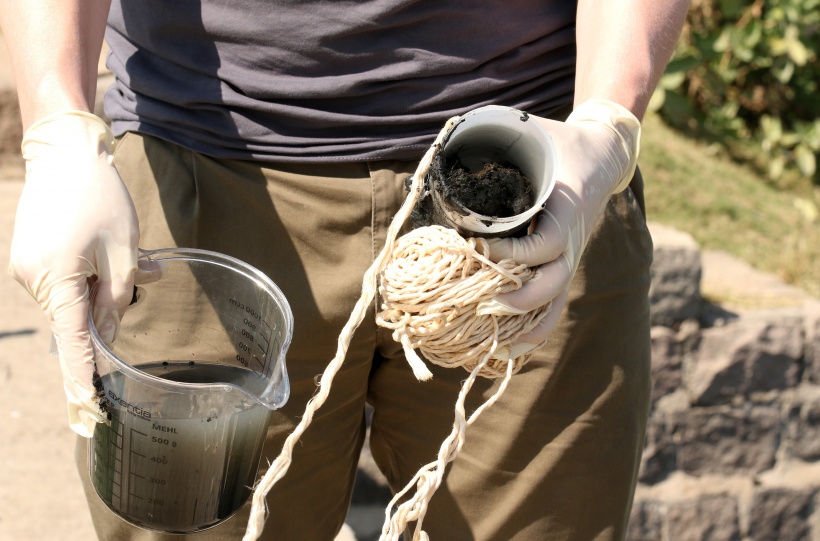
<box><xmin>378</xmin><ymin>335</ymin><xmax>516</xmax><ymax>541</ymax></box>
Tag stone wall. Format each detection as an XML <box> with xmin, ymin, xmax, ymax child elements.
<box><xmin>630</xmin><ymin>223</ymin><xmax>820</xmax><ymax>541</ymax></box>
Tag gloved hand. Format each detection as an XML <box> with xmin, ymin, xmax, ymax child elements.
<box><xmin>8</xmin><ymin>111</ymin><xmax>140</xmax><ymax>438</ymax></box>
<box><xmin>477</xmin><ymin>99</ymin><xmax>641</xmax><ymax>358</ymax></box>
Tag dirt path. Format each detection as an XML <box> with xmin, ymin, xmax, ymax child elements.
<box><xmin>0</xmin><ymin>178</ymin><xmax>97</xmax><ymax>540</ymax></box>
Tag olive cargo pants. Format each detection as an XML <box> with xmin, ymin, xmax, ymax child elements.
<box><xmin>76</xmin><ymin>132</ymin><xmax>653</xmax><ymax>541</ymax></box>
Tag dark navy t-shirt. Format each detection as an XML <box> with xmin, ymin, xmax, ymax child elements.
<box><xmin>104</xmin><ymin>0</ymin><xmax>576</xmax><ymax>162</ymax></box>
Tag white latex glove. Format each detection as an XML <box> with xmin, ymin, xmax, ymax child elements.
<box><xmin>8</xmin><ymin>111</ymin><xmax>140</xmax><ymax>437</ymax></box>
<box><xmin>477</xmin><ymin>99</ymin><xmax>641</xmax><ymax>358</ymax></box>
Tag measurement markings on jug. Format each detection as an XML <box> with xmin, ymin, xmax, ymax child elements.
<box><xmin>94</xmin><ymin>415</ymin><xmax>125</xmax><ymax>509</ymax></box>
<box><xmin>151</xmin><ymin>436</ymin><xmax>177</xmax><ymax>447</ymax></box>
<box><xmin>126</xmin><ymin>427</ymin><xmax>149</xmax><ymax>516</ymax></box>
<box><xmin>229</xmin><ymin>298</ymin><xmax>261</xmax><ymax>321</ymax></box>
<box><xmin>258</xmin><ymin>323</ymin><xmax>271</xmax><ymax>356</ymax></box>
<box><xmin>251</xmin><ymin>354</ymin><xmax>265</xmax><ymax>374</ymax></box>
<box><xmin>253</xmin><ymin>319</ymin><xmax>273</xmax><ymax>376</ymax></box>
<box><xmin>129</xmin><ymin>428</ymin><xmax>148</xmax><ymax>458</ymax></box>
<box><xmin>152</xmin><ymin>423</ymin><xmax>179</xmax><ymax>434</ymax></box>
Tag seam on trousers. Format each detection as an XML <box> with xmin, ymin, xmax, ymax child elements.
<box><xmin>369</xmin><ymin>162</ymin><xmax>381</xmax><ymax>320</ymax></box>
<box><xmin>186</xmin><ymin>146</ymin><xmax>200</xmax><ymax>249</ymax></box>
<box><xmin>368</xmin><ymin>162</ymin><xmax>403</xmax><ymax>351</ymax></box>
<box><xmin>368</xmin><ymin>161</ymin><xmax>378</xmax><ymax>266</ymax></box>
<box><xmin>367</xmin><ymin>161</ymin><xmax>386</xmax><ymax>346</ymax></box>
<box><xmin>189</xmin><ymin>146</ymin><xmax>199</xmax><ymax>198</ymax></box>
<box><xmin>365</xmin><ymin>161</ymin><xmax>406</xmax><ymax>491</ymax></box>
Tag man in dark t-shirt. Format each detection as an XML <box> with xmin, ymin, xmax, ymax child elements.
<box><xmin>2</xmin><ymin>1</ymin><xmax>690</xmax><ymax>540</ymax></box>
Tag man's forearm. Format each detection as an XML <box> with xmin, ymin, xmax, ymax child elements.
<box><xmin>574</xmin><ymin>0</ymin><xmax>690</xmax><ymax>120</ymax></box>
<box><xmin>0</xmin><ymin>0</ymin><xmax>110</xmax><ymax>130</ymax></box>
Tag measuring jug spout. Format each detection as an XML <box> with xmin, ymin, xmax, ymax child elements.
<box><xmin>87</xmin><ymin>248</ymin><xmax>293</xmax><ymax>533</ymax></box>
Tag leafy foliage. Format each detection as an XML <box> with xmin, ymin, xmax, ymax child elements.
<box><xmin>651</xmin><ymin>0</ymin><xmax>820</xmax><ymax>183</ymax></box>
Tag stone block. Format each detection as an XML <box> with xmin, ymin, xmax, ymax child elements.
<box><xmin>748</xmin><ymin>487</ymin><xmax>814</xmax><ymax>541</ymax></box>
<box><xmin>650</xmin><ymin>326</ymin><xmax>683</xmax><ymax>406</ymax></box>
<box><xmin>802</xmin><ymin>306</ymin><xmax>820</xmax><ymax>384</ymax></box>
<box><xmin>648</xmin><ymin>222</ymin><xmax>703</xmax><ymax>327</ymax></box>
<box><xmin>626</xmin><ymin>499</ymin><xmax>663</xmax><ymax>541</ymax></box>
<box><xmin>666</xmin><ymin>495</ymin><xmax>741</xmax><ymax>541</ymax></box>
<box><xmin>785</xmin><ymin>391</ymin><xmax>820</xmax><ymax>461</ymax></box>
<box><xmin>686</xmin><ymin>313</ymin><xmax>804</xmax><ymax>406</ymax></box>
<box><xmin>672</xmin><ymin>405</ymin><xmax>780</xmax><ymax>476</ymax></box>
<box><xmin>639</xmin><ymin>407</ymin><xmax>678</xmax><ymax>484</ymax></box>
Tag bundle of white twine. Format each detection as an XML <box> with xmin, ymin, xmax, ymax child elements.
<box><xmin>377</xmin><ymin>225</ymin><xmax>546</xmax><ymax>380</ymax></box>
<box><xmin>242</xmin><ymin>115</ymin><xmax>550</xmax><ymax>541</ymax></box>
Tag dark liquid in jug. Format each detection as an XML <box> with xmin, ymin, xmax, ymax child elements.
<box><xmin>90</xmin><ymin>362</ymin><xmax>271</xmax><ymax>534</ymax></box>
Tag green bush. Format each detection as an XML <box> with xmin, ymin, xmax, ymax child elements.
<box><xmin>652</xmin><ymin>0</ymin><xmax>820</xmax><ymax>184</ymax></box>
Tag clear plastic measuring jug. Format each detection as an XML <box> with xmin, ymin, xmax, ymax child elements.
<box><xmin>87</xmin><ymin>248</ymin><xmax>293</xmax><ymax>533</ymax></box>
